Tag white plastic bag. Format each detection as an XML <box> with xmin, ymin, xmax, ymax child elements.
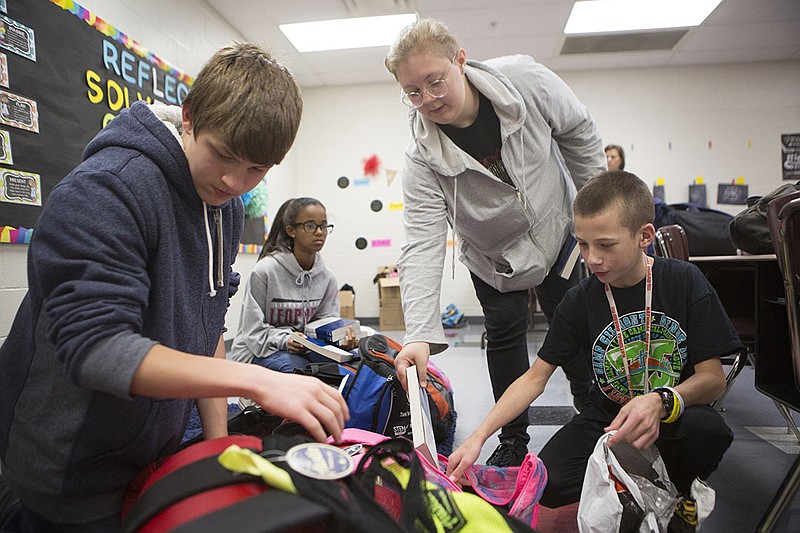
<box><xmin>578</xmin><ymin>431</ymin><xmax>684</xmax><ymax>533</ymax></box>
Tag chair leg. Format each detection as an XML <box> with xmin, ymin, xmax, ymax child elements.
<box><xmin>713</xmin><ymin>349</ymin><xmax>749</xmax><ymax>412</ymax></box>
<box><xmin>773</xmin><ymin>401</ymin><xmax>800</xmax><ymax>444</ymax></box>
<box><xmin>757</xmin><ymin>453</ymin><xmax>800</xmax><ymax>532</ymax></box>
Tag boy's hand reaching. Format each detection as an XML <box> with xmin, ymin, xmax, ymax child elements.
<box><xmin>605</xmin><ymin>392</ymin><xmax>663</xmax><ymax>449</ymax></box>
<box><xmin>253</xmin><ymin>370</ymin><xmax>349</xmax><ymax>443</ymax></box>
<box><xmin>445</xmin><ymin>437</ymin><xmax>483</xmax><ymax>488</ymax></box>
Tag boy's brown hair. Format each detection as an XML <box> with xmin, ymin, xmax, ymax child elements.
<box><xmin>385</xmin><ymin>18</ymin><xmax>459</xmax><ymax>77</ymax></box>
<box><xmin>182</xmin><ymin>42</ymin><xmax>302</xmax><ymax>167</ymax></box>
<box><xmin>573</xmin><ymin>170</ymin><xmax>655</xmax><ymax>234</ymax></box>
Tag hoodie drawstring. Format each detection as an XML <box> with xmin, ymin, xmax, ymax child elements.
<box><xmin>203</xmin><ymin>202</ymin><xmax>219</xmax><ymax>297</ymax></box>
<box><xmin>295</xmin><ymin>270</ymin><xmax>312</xmax><ymax>328</ymax></box>
<box><xmin>451</xmin><ymin>176</ymin><xmax>458</xmax><ymax>280</ymax></box>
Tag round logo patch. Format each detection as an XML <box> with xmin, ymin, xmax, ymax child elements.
<box><xmin>285</xmin><ymin>443</ymin><xmax>354</xmax><ymax>480</ymax></box>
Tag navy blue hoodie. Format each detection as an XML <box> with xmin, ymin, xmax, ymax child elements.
<box><xmin>0</xmin><ymin>101</ymin><xmax>242</xmax><ymax>522</ymax></box>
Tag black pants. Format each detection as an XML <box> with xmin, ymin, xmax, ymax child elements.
<box><xmin>537</xmin><ymin>404</ymin><xmax>734</xmax><ymax>508</ymax></box>
<box><xmin>470</xmin><ymin>262</ymin><xmax>592</xmax><ymax>445</ymax></box>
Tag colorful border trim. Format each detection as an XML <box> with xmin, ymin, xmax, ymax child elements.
<box><xmin>0</xmin><ymin>225</ymin><xmax>32</xmax><ymax>243</ymax></box>
<box><xmin>238</xmin><ymin>243</ymin><xmax>263</xmax><ymax>255</ymax></box>
<box><xmin>50</xmin><ymin>0</ymin><xmax>194</xmax><ymax>85</ymax></box>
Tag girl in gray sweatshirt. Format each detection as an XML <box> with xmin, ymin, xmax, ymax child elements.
<box><xmin>231</xmin><ymin>197</ymin><xmax>348</xmax><ymax>371</ymax></box>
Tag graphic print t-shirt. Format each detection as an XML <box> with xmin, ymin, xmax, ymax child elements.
<box><xmin>538</xmin><ymin>256</ymin><xmax>742</xmax><ymax>419</ymax></box>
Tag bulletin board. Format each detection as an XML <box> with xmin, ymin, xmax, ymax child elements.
<box><xmin>0</xmin><ymin>0</ymin><xmax>191</xmax><ymax>242</ymax></box>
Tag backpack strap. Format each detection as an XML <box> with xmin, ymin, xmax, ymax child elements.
<box><xmin>171</xmin><ymin>490</ymin><xmax>330</xmax><ymax>533</ymax></box>
<box><xmin>121</xmin><ymin>453</ymin><xmax>263</xmax><ymax>533</ymax></box>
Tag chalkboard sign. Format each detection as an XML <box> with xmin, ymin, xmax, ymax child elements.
<box><xmin>0</xmin><ymin>0</ymin><xmax>191</xmax><ymax>242</ymax></box>
<box><xmin>688</xmin><ymin>183</ymin><xmax>707</xmax><ymax>207</ymax></box>
<box><xmin>783</xmin><ymin>133</ymin><xmax>800</xmax><ymax>181</ymax></box>
<box><xmin>717</xmin><ymin>183</ymin><xmax>749</xmax><ymax>205</ymax></box>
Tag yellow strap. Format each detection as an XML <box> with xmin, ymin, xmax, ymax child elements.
<box><xmin>217</xmin><ymin>445</ymin><xmax>297</xmax><ymax>494</ymax></box>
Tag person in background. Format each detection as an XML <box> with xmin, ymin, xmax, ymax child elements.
<box><xmin>0</xmin><ymin>43</ymin><xmax>348</xmax><ymax>532</ymax></box>
<box><xmin>605</xmin><ymin>143</ymin><xmax>625</xmax><ymax>171</ymax></box>
<box><xmin>230</xmin><ymin>197</ymin><xmax>357</xmax><ymax>372</ymax></box>
<box><xmin>447</xmin><ymin>171</ymin><xmax>740</xmax><ymax>531</ymax></box>
<box><xmin>384</xmin><ymin>18</ymin><xmax>606</xmax><ymax>467</ymax></box>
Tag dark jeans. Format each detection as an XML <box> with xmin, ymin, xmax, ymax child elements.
<box><xmin>537</xmin><ymin>404</ymin><xmax>733</xmax><ymax>508</ymax></box>
<box><xmin>470</xmin><ymin>260</ymin><xmax>591</xmax><ymax>445</ymax></box>
<box><xmin>251</xmin><ymin>349</ymin><xmax>333</xmax><ymax>373</ymax></box>
<box><xmin>1</xmin><ymin>504</ymin><xmax>119</xmax><ymax>533</ymax></box>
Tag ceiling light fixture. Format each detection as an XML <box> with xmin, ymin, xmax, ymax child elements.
<box><xmin>280</xmin><ymin>13</ymin><xmax>418</xmax><ymax>52</ymax></box>
<box><xmin>564</xmin><ymin>0</ymin><xmax>724</xmax><ymax>34</ymax></box>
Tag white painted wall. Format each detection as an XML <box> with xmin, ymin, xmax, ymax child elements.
<box><xmin>1</xmin><ymin>0</ymin><xmax>799</xmax><ymax>345</ymax></box>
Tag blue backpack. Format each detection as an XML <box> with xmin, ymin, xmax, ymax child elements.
<box><xmin>298</xmin><ymin>334</ymin><xmax>456</xmax><ymax>455</ymax></box>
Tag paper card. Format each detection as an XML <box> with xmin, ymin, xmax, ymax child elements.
<box><xmin>0</xmin><ymin>90</ymin><xmax>39</xmax><ymax>133</ymax></box>
<box><xmin>0</xmin><ymin>14</ymin><xmax>35</xmax><ymax>61</ymax></box>
<box><xmin>0</xmin><ymin>168</ymin><xmax>41</xmax><ymax>206</ymax></box>
<box><xmin>0</xmin><ymin>129</ymin><xmax>12</xmax><ymax>164</ymax></box>
<box><xmin>0</xmin><ymin>53</ymin><xmax>7</xmax><ymax>88</ymax></box>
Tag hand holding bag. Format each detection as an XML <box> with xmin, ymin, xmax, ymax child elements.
<box><xmin>578</xmin><ymin>432</ymin><xmax>678</xmax><ymax>533</ymax></box>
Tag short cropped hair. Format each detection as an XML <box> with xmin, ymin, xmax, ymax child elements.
<box><xmin>182</xmin><ymin>42</ymin><xmax>302</xmax><ymax>167</ymax></box>
<box><xmin>574</xmin><ymin>171</ymin><xmax>654</xmax><ymax>234</ymax></box>
<box><xmin>385</xmin><ymin>18</ymin><xmax>459</xmax><ymax>77</ymax></box>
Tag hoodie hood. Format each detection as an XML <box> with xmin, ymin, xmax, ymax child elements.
<box><xmin>83</xmin><ymin>101</ymin><xmax>202</xmax><ymax>210</ymax></box>
<box><xmin>408</xmin><ymin>58</ymin><xmax>526</xmax><ymax>177</ymax></box>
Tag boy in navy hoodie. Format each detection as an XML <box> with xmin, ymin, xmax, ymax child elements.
<box><xmin>0</xmin><ymin>43</ymin><xmax>349</xmax><ymax>531</ymax></box>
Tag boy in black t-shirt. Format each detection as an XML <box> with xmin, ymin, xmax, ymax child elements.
<box><xmin>446</xmin><ymin>171</ymin><xmax>741</xmax><ymax>530</ymax></box>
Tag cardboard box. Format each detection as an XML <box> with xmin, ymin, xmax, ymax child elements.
<box><xmin>378</xmin><ymin>276</ymin><xmax>405</xmax><ymax>330</ymax></box>
<box><xmin>339</xmin><ymin>290</ymin><xmax>355</xmax><ymax>319</ymax></box>
<box><xmin>377</xmin><ymin>276</ymin><xmax>400</xmax><ymax>301</ymax></box>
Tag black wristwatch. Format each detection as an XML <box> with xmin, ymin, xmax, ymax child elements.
<box><xmin>652</xmin><ymin>387</ymin><xmax>674</xmax><ymax>421</ymax></box>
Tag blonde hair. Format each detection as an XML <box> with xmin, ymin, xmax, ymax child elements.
<box><xmin>385</xmin><ymin>18</ymin><xmax>459</xmax><ymax>77</ymax></box>
<box><xmin>182</xmin><ymin>42</ymin><xmax>302</xmax><ymax>167</ymax></box>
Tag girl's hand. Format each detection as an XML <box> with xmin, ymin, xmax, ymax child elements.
<box><xmin>340</xmin><ymin>327</ymin><xmax>358</xmax><ymax>350</ymax></box>
<box><xmin>288</xmin><ymin>333</ymin><xmax>309</xmax><ymax>354</ymax></box>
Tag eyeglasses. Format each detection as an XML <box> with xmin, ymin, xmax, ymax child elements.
<box><xmin>293</xmin><ymin>222</ymin><xmax>334</xmax><ymax>234</ymax></box>
<box><xmin>400</xmin><ymin>55</ymin><xmax>457</xmax><ymax>109</ymax></box>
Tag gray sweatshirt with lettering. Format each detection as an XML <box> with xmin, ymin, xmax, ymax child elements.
<box><xmin>230</xmin><ymin>251</ymin><xmax>340</xmax><ymax>362</ymax></box>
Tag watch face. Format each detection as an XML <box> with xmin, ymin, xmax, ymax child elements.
<box><xmin>658</xmin><ymin>389</ymin><xmax>673</xmax><ymax>416</ymax></box>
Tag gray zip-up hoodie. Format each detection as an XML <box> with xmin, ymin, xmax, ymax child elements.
<box><xmin>230</xmin><ymin>250</ymin><xmax>340</xmax><ymax>363</ymax></box>
<box><xmin>398</xmin><ymin>55</ymin><xmax>605</xmax><ymax>353</ymax></box>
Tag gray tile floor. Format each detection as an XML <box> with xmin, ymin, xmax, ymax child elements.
<box><xmin>381</xmin><ymin>320</ymin><xmax>800</xmax><ymax>532</ymax></box>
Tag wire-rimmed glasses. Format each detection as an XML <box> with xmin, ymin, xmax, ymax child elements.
<box><xmin>400</xmin><ymin>55</ymin><xmax>457</xmax><ymax>109</ymax></box>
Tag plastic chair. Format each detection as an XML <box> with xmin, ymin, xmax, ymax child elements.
<box><xmin>654</xmin><ymin>224</ymin><xmax>747</xmax><ymax>410</ymax></box>
<box><xmin>654</xmin><ymin>224</ymin><xmax>689</xmax><ymax>261</ymax></box>
<box><xmin>758</xmin><ymin>197</ymin><xmax>800</xmax><ymax>532</ymax></box>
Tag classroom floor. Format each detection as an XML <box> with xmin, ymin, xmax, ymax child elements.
<box><xmin>379</xmin><ymin>319</ymin><xmax>800</xmax><ymax>533</ymax></box>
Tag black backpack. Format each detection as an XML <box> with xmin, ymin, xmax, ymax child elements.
<box><xmin>654</xmin><ymin>201</ymin><xmax>737</xmax><ymax>256</ymax></box>
<box><xmin>729</xmin><ymin>181</ymin><xmax>800</xmax><ymax>254</ymax></box>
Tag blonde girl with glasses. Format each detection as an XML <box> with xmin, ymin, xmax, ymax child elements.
<box><xmin>385</xmin><ymin>18</ymin><xmax>606</xmax><ymax>468</ymax></box>
<box><xmin>231</xmin><ymin>197</ymin><xmax>357</xmax><ymax>373</ymax></box>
